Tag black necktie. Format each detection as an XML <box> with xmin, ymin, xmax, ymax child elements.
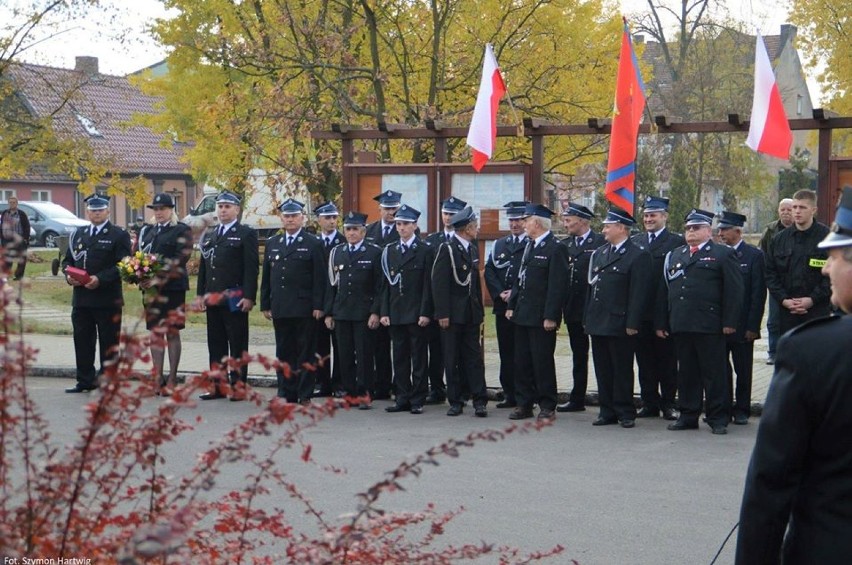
<box><xmin>649</xmin><ymin>232</ymin><xmax>657</xmax><ymax>244</ymax></box>
<box><xmin>611</xmin><ymin>245</ymin><xmax>618</xmax><ymax>254</ymax></box>
<box><xmin>446</xmin><ymin>233</ymin><xmax>452</xmax><ymax>243</ymax></box>
<box><xmin>90</xmin><ymin>226</ymin><xmax>97</xmax><ymax>238</ymax></box>
<box><xmin>326</xmin><ymin>237</ymin><xmax>332</xmax><ymax>248</ymax></box>
<box><xmin>513</xmin><ymin>236</ymin><xmax>519</xmax><ymax>246</ymax></box>
<box><xmin>400</xmin><ymin>243</ymin><xmax>407</xmax><ymax>255</ymax></box>
<box><xmin>383</xmin><ymin>226</ymin><xmax>391</xmax><ymax>239</ymax></box>
<box><xmin>287</xmin><ymin>235</ymin><xmax>294</xmax><ymax>247</ymax></box>
<box><xmin>349</xmin><ymin>244</ymin><xmax>356</xmax><ymax>254</ymax></box>
<box><xmin>218</xmin><ymin>225</ymin><xmax>225</xmax><ymax>238</ymax></box>
<box><xmin>576</xmin><ymin>236</ymin><xmax>582</xmax><ymax>246</ymax></box>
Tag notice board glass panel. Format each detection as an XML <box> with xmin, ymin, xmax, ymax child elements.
<box><xmin>381</xmin><ymin>174</ymin><xmax>429</xmax><ymax>232</ymax></box>
<box><xmin>451</xmin><ymin>173</ymin><xmax>525</xmax><ymax>232</ymax></box>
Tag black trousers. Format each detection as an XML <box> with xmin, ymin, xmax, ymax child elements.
<box><xmin>315</xmin><ymin>322</ymin><xmax>341</xmax><ymax>393</ymax></box>
<box><xmin>272</xmin><ymin>316</ymin><xmax>318</xmax><ymax>402</ymax></box>
<box><xmin>389</xmin><ymin>323</ymin><xmax>429</xmax><ymax>407</ymax></box>
<box><xmin>441</xmin><ymin>323</ymin><xmax>487</xmax><ymax>408</ymax></box>
<box><xmin>71</xmin><ymin>307</ymin><xmax>122</xmax><ymax>388</ymax></box>
<box><xmin>335</xmin><ymin>319</ymin><xmax>376</xmax><ymax>397</ymax></box>
<box><xmin>591</xmin><ymin>334</ymin><xmax>637</xmax><ymax>422</ymax></box>
<box><xmin>427</xmin><ymin>321</ymin><xmax>445</xmax><ymax>393</ymax></box>
<box><xmin>726</xmin><ymin>339</ymin><xmax>754</xmax><ymax>419</ymax></box>
<box><xmin>494</xmin><ymin>311</ymin><xmax>517</xmax><ymax>403</ymax></box>
<box><xmin>674</xmin><ymin>333</ymin><xmax>729</xmax><ymax>427</ymax></box>
<box><xmin>564</xmin><ymin>320</ymin><xmax>590</xmax><ymax>406</ymax></box>
<box><xmin>635</xmin><ymin>321</ymin><xmax>678</xmax><ymax>411</ymax></box>
<box><xmin>2</xmin><ymin>242</ymin><xmax>27</xmax><ymax>279</ymax></box>
<box><xmin>513</xmin><ymin>325</ymin><xmax>558</xmax><ymax>412</ymax></box>
<box><xmin>205</xmin><ymin>305</ymin><xmax>250</xmax><ymax>384</ymax></box>
<box><xmin>373</xmin><ymin>325</ymin><xmax>393</xmax><ymax>398</ymax></box>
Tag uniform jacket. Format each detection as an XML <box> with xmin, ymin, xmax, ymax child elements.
<box><xmin>424</xmin><ymin>230</ymin><xmax>455</xmax><ymax>248</ymax></box>
<box><xmin>365</xmin><ymin>220</ymin><xmax>401</xmax><ymax>246</ymax></box>
<box><xmin>484</xmin><ymin>234</ymin><xmax>528</xmax><ymax>315</ymax></box>
<box><xmin>737</xmin><ymin>315</ymin><xmax>852</xmax><ymax>564</ymax></box>
<box><xmin>561</xmin><ymin>230</ymin><xmax>601</xmax><ymax>323</ymax></box>
<box><xmin>137</xmin><ymin>222</ymin><xmax>193</xmax><ymax>292</ymax></box>
<box><xmin>655</xmin><ymin>240</ymin><xmax>744</xmax><ymax>334</ymax></box>
<box><xmin>0</xmin><ymin>208</ymin><xmax>31</xmax><ymax>246</ymax></box>
<box><xmin>61</xmin><ymin>221</ymin><xmax>132</xmax><ymax>309</ymax></box>
<box><xmin>631</xmin><ymin>228</ymin><xmax>685</xmax><ymax>322</ymax></box>
<box><xmin>765</xmin><ymin>221</ymin><xmax>831</xmax><ymax>313</ymax></box>
<box><xmin>324</xmin><ymin>241</ymin><xmax>384</xmax><ymax>321</ymax></box>
<box><xmin>318</xmin><ymin>230</ymin><xmax>344</xmax><ymax>264</ymax></box>
<box><xmin>507</xmin><ymin>232</ymin><xmax>569</xmax><ymax>327</ymax></box>
<box><xmin>430</xmin><ymin>237</ymin><xmax>484</xmax><ymax>325</ymax></box>
<box><xmin>196</xmin><ymin>223</ymin><xmax>259</xmax><ymax>302</ymax></box>
<box><xmin>260</xmin><ymin>230</ymin><xmax>325</xmax><ymax>318</ymax></box>
<box><xmin>728</xmin><ymin>241</ymin><xmax>767</xmax><ymax>342</ymax></box>
<box><xmin>379</xmin><ymin>238</ymin><xmax>434</xmax><ymax>325</ymax></box>
<box><xmin>584</xmin><ymin>239</ymin><xmax>652</xmax><ymax>337</ymax></box>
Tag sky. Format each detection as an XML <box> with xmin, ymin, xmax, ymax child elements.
<box><xmin>5</xmin><ymin>0</ymin><xmax>822</xmax><ymax>103</ymax></box>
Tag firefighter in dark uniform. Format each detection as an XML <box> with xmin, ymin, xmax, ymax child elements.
<box><xmin>313</xmin><ymin>202</ymin><xmax>344</xmax><ymax>397</ymax></box>
<box><xmin>423</xmin><ymin>196</ymin><xmax>467</xmax><ymax>404</ymax></box>
<box><xmin>324</xmin><ymin>211</ymin><xmax>384</xmax><ymax>408</ymax></box>
<box><xmin>430</xmin><ymin>206</ymin><xmax>488</xmax><ymax>417</ymax></box>
<box><xmin>765</xmin><ymin>188</ymin><xmax>832</xmax><ymax>334</ymax></box>
<box><xmin>716</xmin><ymin>210</ymin><xmax>766</xmax><ymax>425</ymax></box>
<box><xmin>737</xmin><ymin>186</ymin><xmax>852</xmax><ymax>564</ymax></box>
<box><xmin>556</xmin><ymin>202</ymin><xmax>601</xmax><ymax>413</ymax></box>
<box><xmin>584</xmin><ymin>208</ymin><xmax>651</xmax><ymax>428</ymax></box>
<box><xmin>379</xmin><ymin>205</ymin><xmax>434</xmax><ymax>414</ymax></box>
<box><xmin>506</xmin><ymin>204</ymin><xmax>569</xmax><ymax>421</ymax></box>
<box><xmin>195</xmin><ymin>191</ymin><xmax>259</xmax><ymax>401</ymax></box>
<box><xmin>260</xmin><ymin>198</ymin><xmax>326</xmax><ymax>404</ymax></box>
<box><xmin>484</xmin><ymin>201</ymin><xmax>529</xmax><ymax>409</ymax></box>
<box><xmin>630</xmin><ymin>195</ymin><xmax>684</xmax><ymax>420</ymax></box>
<box><xmin>365</xmin><ymin>189</ymin><xmax>403</xmax><ymax>400</ymax></box>
<box><xmin>62</xmin><ymin>194</ymin><xmax>132</xmax><ymax>393</ymax></box>
<box><xmin>656</xmin><ymin>209</ymin><xmax>743</xmax><ymax>435</ymax></box>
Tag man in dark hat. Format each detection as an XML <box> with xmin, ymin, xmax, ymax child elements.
<box><xmin>630</xmin><ymin>195</ymin><xmax>684</xmax><ymax>420</ymax></box>
<box><xmin>61</xmin><ymin>194</ymin><xmax>132</xmax><ymax>393</ymax></box>
<box><xmin>313</xmin><ymin>202</ymin><xmax>344</xmax><ymax>397</ymax></box>
<box><xmin>556</xmin><ymin>202</ymin><xmax>602</xmax><ymax>413</ymax></box>
<box><xmin>656</xmin><ymin>209</ymin><xmax>743</xmax><ymax>435</ymax></box>
<box><xmin>324</xmin><ymin>211</ymin><xmax>384</xmax><ymax>408</ymax></box>
<box><xmin>737</xmin><ymin>187</ymin><xmax>852</xmax><ymax>563</ymax></box>
<box><xmin>260</xmin><ymin>198</ymin><xmax>326</xmax><ymax>405</ymax></box>
<box><xmin>506</xmin><ymin>203</ymin><xmax>569</xmax><ymax>421</ymax></box>
<box><xmin>717</xmin><ymin>210</ymin><xmax>766</xmax><ymax>425</ymax></box>
<box><xmin>423</xmin><ymin>195</ymin><xmax>468</xmax><ymax>405</ymax></box>
<box><xmin>484</xmin><ymin>201</ymin><xmax>529</xmax><ymax>409</ymax></box>
<box><xmin>195</xmin><ymin>191</ymin><xmax>259</xmax><ymax>401</ymax></box>
<box><xmin>584</xmin><ymin>207</ymin><xmax>651</xmax><ymax>428</ymax></box>
<box><xmin>431</xmin><ymin>205</ymin><xmax>488</xmax><ymax>417</ymax></box>
<box><xmin>379</xmin><ymin>205</ymin><xmax>434</xmax><ymax>414</ymax></box>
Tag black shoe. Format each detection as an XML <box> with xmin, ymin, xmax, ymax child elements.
<box><xmin>495</xmin><ymin>400</ymin><xmax>517</xmax><ymax>409</ymax></box>
<box><xmin>385</xmin><ymin>403</ymin><xmax>410</xmax><ymax>413</ymax></box>
<box><xmin>313</xmin><ymin>388</ymin><xmax>333</xmax><ymax>398</ymax></box>
<box><xmin>620</xmin><ymin>419</ymin><xmax>636</xmax><ymax>428</ymax></box>
<box><xmin>662</xmin><ymin>407</ymin><xmax>679</xmax><ymax>421</ymax></box>
<box><xmin>636</xmin><ymin>407</ymin><xmax>660</xmax><ymax>418</ymax></box>
<box><xmin>199</xmin><ymin>392</ymin><xmax>226</xmax><ymax>400</ymax></box>
<box><xmin>556</xmin><ymin>401</ymin><xmax>585</xmax><ymax>413</ymax></box>
<box><xmin>426</xmin><ymin>391</ymin><xmax>446</xmax><ymax>405</ymax></box>
<box><xmin>410</xmin><ymin>405</ymin><xmax>423</xmax><ymax>415</ymax></box>
<box><xmin>537</xmin><ymin>409</ymin><xmax>555</xmax><ymax>421</ymax></box>
<box><xmin>766</xmin><ymin>356</ymin><xmax>775</xmax><ymax>365</ymax></box>
<box><xmin>733</xmin><ymin>414</ymin><xmax>749</xmax><ymax>425</ymax></box>
<box><xmin>592</xmin><ymin>417</ymin><xmax>618</xmax><ymax>426</ymax></box>
<box><xmin>711</xmin><ymin>425</ymin><xmax>728</xmax><ymax>435</ymax></box>
<box><xmin>446</xmin><ymin>405</ymin><xmax>463</xmax><ymax>416</ymax></box>
<box><xmin>667</xmin><ymin>419</ymin><xmax>699</xmax><ymax>431</ymax></box>
<box><xmin>65</xmin><ymin>384</ymin><xmax>97</xmax><ymax>393</ymax></box>
<box><xmin>474</xmin><ymin>405</ymin><xmax>488</xmax><ymax>418</ymax></box>
<box><xmin>508</xmin><ymin>407</ymin><xmax>534</xmax><ymax>420</ymax></box>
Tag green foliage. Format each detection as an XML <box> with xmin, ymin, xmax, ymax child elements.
<box><xmin>779</xmin><ymin>147</ymin><xmax>817</xmax><ymax>200</ymax></box>
<box><xmin>667</xmin><ymin>148</ymin><xmax>698</xmax><ymax>232</ymax></box>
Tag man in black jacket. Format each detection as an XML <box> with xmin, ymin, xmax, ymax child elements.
<box><xmin>630</xmin><ymin>195</ymin><xmax>684</xmax><ymax>420</ymax></box>
<box><xmin>557</xmin><ymin>202</ymin><xmax>601</xmax><ymax>413</ymax></box>
<box><xmin>737</xmin><ymin>187</ymin><xmax>852</xmax><ymax>563</ymax></box>
<box><xmin>1</xmin><ymin>196</ymin><xmax>31</xmax><ymax>280</ymax></box>
<box><xmin>195</xmin><ymin>191</ymin><xmax>259</xmax><ymax>401</ymax></box>
<box><xmin>260</xmin><ymin>198</ymin><xmax>326</xmax><ymax>404</ymax></box>
<box><xmin>717</xmin><ymin>211</ymin><xmax>766</xmax><ymax>425</ymax></box>
<box><xmin>585</xmin><ymin>208</ymin><xmax>651</xmax><ymax>428</ymax></box>
<box><xmin>313</xmin><ymin>202</ymin><xmax>344</xmax><ymax>397</ymax></box>
<box><xmin>62</xmin><ymin>194</ymin><xmax>132</xmax><ymax>393</ymax></box>
<box><xmin>656</xmin><ymin>209</ymin><xmax>743</xmax><ymax>435</ymax></box>
<box><xmin>506</xmin><ymin>204</ymin><xmax>569</xmax><ymax>421</ymax></box>
<box><xmin>379</xmin><ymin>205</ymin><xmax>434</xmax><ymax>414</ymax></box>
<box><xmin>484</xmin><ymin>201</ymin><xmax>529</xmax><ymax>409</ymax></box>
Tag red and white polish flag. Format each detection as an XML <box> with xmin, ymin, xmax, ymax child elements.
<box><xmin>466</xmin><ymin>44</ymin><xmax>506</xmax><ymax>172</ymax></box>
<box><xmin>746</xmin><ymin>32</ymin><xmax>793</xmax><ymax>160</ymax></box>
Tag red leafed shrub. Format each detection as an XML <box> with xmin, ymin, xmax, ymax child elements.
<box><xmin>0</xmin><ymin>278</ymin><xmax>567</xmax><ymax>564</ymax></box>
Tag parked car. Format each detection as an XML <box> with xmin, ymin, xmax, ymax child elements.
<box><xmin>0</xmin><ymin>201</ymin><xmax>89</xmax><ymax>248</ymax></box>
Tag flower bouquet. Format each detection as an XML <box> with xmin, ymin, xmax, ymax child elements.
<box><xmin>118</xmin><ymin>251</ymin><xmax>164</xmax><ymax>286</ymax></box>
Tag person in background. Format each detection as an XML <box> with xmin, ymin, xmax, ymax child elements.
<box><xmin>758</xmin><ymin>198</ymin><xmax>793</xmax><ymax>364</ymax></box>
<box><xmin>737</xmin><ymin>187</ymin><xmax>852</xmax><ymax>563</ymax></box>
<box><xmin>1</xmin><ymin>196</ymin><xmax>31</xmax><ymax>281</ymax></box>
<box><xmin>313</xmin><ymin>202</ymin><xmax>344</xmax><ymax>397</ymax></box>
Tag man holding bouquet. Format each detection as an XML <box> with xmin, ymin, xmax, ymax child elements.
<box><xmin>61</xmin><ymin>194</ymin><xmax>132</xmax><ymax>393</ymax></box>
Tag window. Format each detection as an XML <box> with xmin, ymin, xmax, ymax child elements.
<box><xmin>31</xmin><ymin>190</ymin><xmax>51</xmax><ymax>202</ymax></box>
<box><xmin>0</xmin><ymin>189</ymin><xmax>15</xmax><ymax>202</ymax></box>
<box><xmin>796</xmin><ymin>95</ymin><xmax>803</xmax><ymax>116</ymax></box>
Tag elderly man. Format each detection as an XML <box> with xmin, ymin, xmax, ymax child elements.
<box><xmin>656</xmin><ymin>209</ymin><xmax>743</xmax><ymax>435</ymax></box>
<box><xmin>1</xmin><ymin>196</ymin><xmax>31</xmax><ymax>280</ymax></box>
<box><xmin>737</xmin><ymin>187</ymin><xmax>852</xmax><ymax>563</ymax></box>
<box><xmin>506</xmin><ymin>204</ymin><xmax>569</xmax><ymax>421</ymax></box>
<box><xmin>758</xmin><ymin>198</ymin><xmax>793</xmax><ymax>364</ymax></box>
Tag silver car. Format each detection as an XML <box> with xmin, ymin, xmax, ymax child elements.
<box><xmin>0</xmin><ymin>201</ymin><xmax>89</xmax><ymax>247</ymax></box>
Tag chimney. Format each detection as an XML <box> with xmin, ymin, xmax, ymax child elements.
<box><xmin>780</xmin><ymin>24</ymin><xmax>797</xmax><ymax>48</ymax></box>
<box><xmin>75</xmin><ymin>56</ymin><xmax>99</xmax><ymax>77</ymax></box>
